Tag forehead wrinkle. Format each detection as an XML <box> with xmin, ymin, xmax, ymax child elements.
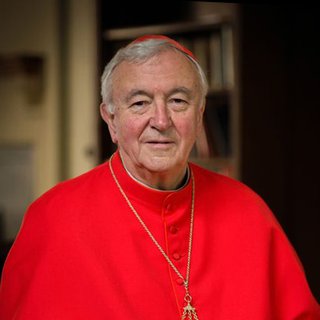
<box><xmin>167</xmin><ymin>86</ymin><xmax>192</xmax><ymax>99</ymax></box>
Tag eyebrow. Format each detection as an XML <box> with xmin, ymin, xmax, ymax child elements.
<box><xmin>124</xmin><ymin>87</ymin><xmax>192</xmax><ymax>103</ymax></box>
<box><xmin>124</xmin><ymin>89</ymin><xmax>150</xmax><ymax>104</ymax></box>
<box><xmin>168</xmin><ymin>87</ymin><xmax>192</xmax><ymax>99</ymax></box>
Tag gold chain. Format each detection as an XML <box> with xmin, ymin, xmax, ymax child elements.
<box><xmin>109</xmin><ymin>153</ymin><xmax>199</xmax><ymax>319</ymax></box>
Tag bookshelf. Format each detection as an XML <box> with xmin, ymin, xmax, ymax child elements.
<box><xmin>100</xmin><ymin>14</ymin><xmax>239</xmax><ymax>179</ymax></box>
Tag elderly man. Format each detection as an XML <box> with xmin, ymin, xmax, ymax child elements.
<box><xmin>0</xmin><ymin>35</ymin><xmax>319</xmax><ymax>319</ymax></box>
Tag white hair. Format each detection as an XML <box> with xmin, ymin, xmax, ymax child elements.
<box><xmin>100</xmin><ymin>38</ymin><xmax>208</xmax><ymax>113</ymax></box>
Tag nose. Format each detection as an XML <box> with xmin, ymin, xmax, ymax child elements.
<box><xmin>149</xmin><ymin>102</ymin><xmax>172</xmax><ymax>131</ymax></box>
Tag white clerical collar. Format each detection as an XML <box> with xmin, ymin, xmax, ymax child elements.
<box><xmin>119</xmin><ymin>151</ymin><xmax>190</xmax><ymax>192</ymax></box>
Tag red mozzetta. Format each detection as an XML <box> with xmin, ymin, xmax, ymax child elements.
<box><xmin>0</xmin><ymin>151</ymin><xmax>319</xmax><ymax>319</ymax></box>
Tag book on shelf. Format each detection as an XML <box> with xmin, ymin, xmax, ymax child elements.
<box><xmin>209</xmin><ymin>31</ymin><xmax>223</xmax><ymax>90</ymax></box>
<box><xmin>221</xmin><ymin>24</ymin><xmax>234</xmax><ymax>88</ymax></box>
<box><xmin>192</xmin><ymin>36</ymin><xmax>210</xmax><ymax>79</ymax></box>
<box><xmin>175</xmin><ymin>26</ymin><xmax>234</xmax><ymax>92</ymax></box>
<box><xmin>203</xmin><ymin>102</ymin><xmax>231</xmax><ymax>158</ymax></box>
<box><xmin>191</xmin><ymin>102</ymin><xmax>231</xmax><ymax>159</ymax></box>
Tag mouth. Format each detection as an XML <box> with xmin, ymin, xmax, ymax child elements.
<box><xmin>147</xmin><ymin>140</ymin><xmax>172</xmax><ymax>144</ymax></box>
<box><xmin>145</xmin><ymin>140</ymin><xmax>174</xmax><ymax>149</ymax></box>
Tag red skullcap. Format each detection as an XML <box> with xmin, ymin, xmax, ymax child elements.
<box><xmin>131</xmin><ymin>34</ymin><xmax>197</xmax><ymax>61</ymax></box>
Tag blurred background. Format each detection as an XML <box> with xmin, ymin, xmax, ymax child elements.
<box><xmin>0</xmin><ymin>1</ymin><xmax>319</xmax><ymax>302</ymax></box>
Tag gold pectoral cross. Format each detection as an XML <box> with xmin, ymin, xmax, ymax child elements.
<box><xmin>182</xmin><ymin>292</ymin><xmax>199</xmax><ymax>320</ymax></box>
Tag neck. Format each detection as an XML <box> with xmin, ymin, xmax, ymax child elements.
<box><xmin>119</xmin><ymin>152</ymin><xmax>189</xmax><ymax>191</ymax></box>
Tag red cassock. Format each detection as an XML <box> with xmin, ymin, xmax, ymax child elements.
<box><xmin>0</xmin><ymin>151</ymin><xmax>319</xmax><ymax>319</ymax></box>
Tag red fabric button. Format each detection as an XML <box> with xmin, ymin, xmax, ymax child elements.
<box><xmin>172</xmin><ymin>253</ymin><xmax>181</xmax><ymax>260</ymax></box>
<box><xmin>176</xmin><ymin>278</ymin><xmax>184</xmax><ymax>285</ymax></box>
<box><xmin>169</xmin><ymin>226</ymin><xmax>178</xmax><ymax>234</ymax></box>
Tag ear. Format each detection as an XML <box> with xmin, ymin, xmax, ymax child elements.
<box><xmin>196</xmin><ymin>102</ymin><xmax>206</xmax><ymax>134</ymax></box>
<box><xmin>100</xmin><ymin>103</ymin><xmax>118</xmax><ymax>144</ymax></box>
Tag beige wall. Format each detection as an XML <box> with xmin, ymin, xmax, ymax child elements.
<box><xmin>0</xmin><ymin>0</ymin><xmax>98</xmax><ymax>239</ymax></box>
<box><xmin>0</xmin><ymin>0</ymin><xmax>99</xmax><ymax>195</ymax></box>
<box><xmin>67</xmin><ymin>0</ymin><xmax>99</xmax><ymax>179</ymax></box>
<box><xmin>0</xmin><ymin>0</ymin><xmax>60</xmax><ymax>198</ymax></box>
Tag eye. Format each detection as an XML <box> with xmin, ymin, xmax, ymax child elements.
<box><xmin>132</xmin><ymin>100</ymin><xmax>146</xmax><ymax>107</ymax></box>
<box><xmin>172</xmin><ymin>98</ymin><xmax>186</xmax><ymax>104</ymax></box>
<box><xmin>129</xmin><ymin>100</ymin><xmax>150</xmax><ymax>113</ymax></box>
<box><xmin>169</xmin><ymin>97</ymin><xmax>188</xmax><ymax>111</ymax></box>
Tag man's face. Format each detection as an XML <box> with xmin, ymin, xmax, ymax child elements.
<box><xmin>101</xmin><ymin>50</ymin><xmax>204</xmax><ymax>185</ymax></box>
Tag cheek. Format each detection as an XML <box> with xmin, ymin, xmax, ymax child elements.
<box><xmin>117</xmin><ymin>115</ymin><xmax>144</xmax><ymax>142</ymax></box>
<box><xmin>176</xmin><ymin>116</ymin><xmax>200</xmax><ymax>141</ymax></box>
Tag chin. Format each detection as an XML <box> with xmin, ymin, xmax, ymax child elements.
<box><xmin>144</xmin><ymin>156</ymin><xmax>182</xmax><ymax>173</ymax></box>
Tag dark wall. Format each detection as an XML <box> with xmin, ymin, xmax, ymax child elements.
<box><xmin>99</xmin><ymin>1</ymin><xmax>192</xmax><ymax>29</ymax></box>
<box><xmin>239</xmin><ymin>4</ymin><xmax>320</xmax><ymax>302</ymax></box>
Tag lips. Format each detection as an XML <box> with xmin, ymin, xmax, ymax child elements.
<box><xmin>147</xmin><ymin>140</ymin><xmax>172</xmax><ymax>144</ymax></box>
<box><xmin>145</xmin><ymin>139</ymin><xmax>175</xmax><ymax>149</ymax></box>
